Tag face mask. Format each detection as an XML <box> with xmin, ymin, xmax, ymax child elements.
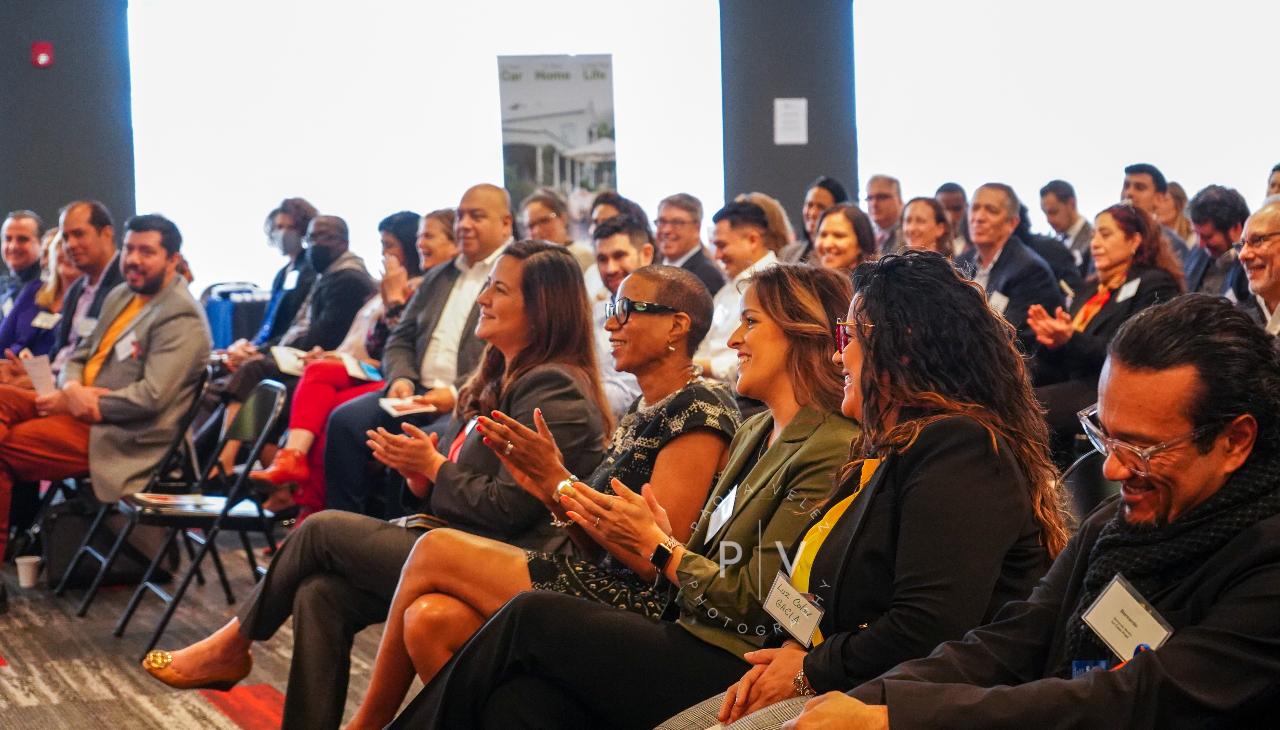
<box><xmin>271</xmin><ymin>229</ymin><xmax>303</xmax><ymax>257</ymax></box>
<box><xmin>307</xmin><ymin>244</ymin><xmax>336</xmax><ymax>272</ymax></box>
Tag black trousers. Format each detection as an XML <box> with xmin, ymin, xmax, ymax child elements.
<box><xmin>235</xmin><ymin>510</ymin><xmax>419</xmax><ymax>730</ymax></box>
<box><xmin>323</xmin><ymin>389</ymin><xmax>440</xmax><ymax>515</ymax></box>
<box><xmin>388</xmin><ymin>590</ymin><xmax>750</xmax><ymax>730</ymax></box>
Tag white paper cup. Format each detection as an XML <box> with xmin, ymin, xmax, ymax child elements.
<box><xmin>15</xmin><ymin>556</ymin><xmax>40</xmax><ymax>588</ymax></box>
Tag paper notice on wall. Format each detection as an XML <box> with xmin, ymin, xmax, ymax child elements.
<box><xmin>774</xmin><ymin>98</ymin><xmax>808</xmax><ymax>145</ymax></box>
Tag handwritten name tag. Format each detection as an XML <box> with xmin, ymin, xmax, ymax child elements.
<box><xmin>1116</xmin><ymin>278</ymin><xmax>1141</xmax><ymax>303</ymax></box>
<box><xmin>988</xmin><ymin>291</ymin><xmax>1010</xmax><ymax>317</ymax></box>
<box><xmin>1082</xmin><ymin>573</ymin><xmax>1172</xmax><ymax>660</ymax></box>
<box><xmin>31</xmin><ymin>312</ymin><xmax>61</xmax><ymax>329</ymax></box>
<box><xmin>764</xmin><ymin>572</ymin><xmax>824</xmax><ymax>647</ymax></box>
<box><xmin>706</xmin><ymin>486</ymin><xmax>738</xmax><ymax>539</ymax></box>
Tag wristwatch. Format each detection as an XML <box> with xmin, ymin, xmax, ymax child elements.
<box><xmin>649</xmin><ymin>536</ymin><xmax>682</xmax><ymax>573</ymax></box>
<box><xmin>793</xmin><ymin>669</ymin><xmax>816</xmax><ymax>697</ymax></box>
<box><xmin>549</xmin><ymin>475</ymin><xmax>578</xmax><ymax>527</ymax></box>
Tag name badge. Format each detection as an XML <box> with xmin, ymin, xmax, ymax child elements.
<box><xmin>1082</xmin><ymin>573</ymin><xmax>1173</xmax><ymax>660</ymax></box>
<box><xmin>1225</xmin><ymin>288</ymin><xmax>1239</xmax><ymax>304</ymax></box>
<box><xmin>1116</xmin><ymin>278</ymin><xmax>1141</xmax><ymax>303</ymax></box>
<box><xmin>1</xmin><ymin>299</ymin><xmax>11</xmax><ymax>318</ymax></box>
<box><xmin>76</xmin><ymin>317</ymin><xmax>98</xmax><ymax>338</ymax></box>
<box><xmin>764</xmin><ymin>572</ymin><xmax>824</xmax><ymax>648</ymax></box>
<box><xmin>988</xmin><ymin>291</ymin><xmax>1010</xmax><ymax>316</ymax></box>
<box><xmin>114</xmin><ymin>332</ymin><xmax>139</xmax><ymax>361</ymax></box>
<box><xmin>283</xmin><ymin>269</ymin><xmax>300</xmax><ymax>290</ymax></box>
<box><xmin>706</xmin><ymin>486</ymin><xmax>738</xmax><ymax>539</ymax></box>
<box><xmin>31</xmin><ymin>312</ymin><xmax>62</xmax><ymax>329</ymax></box>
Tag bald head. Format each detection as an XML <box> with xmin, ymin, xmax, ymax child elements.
<box><xmin>456</xmin><ymin>184</ymin><xmax>514</xmax><ymax>264</ymax></box>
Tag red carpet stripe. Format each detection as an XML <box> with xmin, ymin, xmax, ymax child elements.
<box><xmin>0</xmin><ymin>651</ymin><xmax>6</xmax><ymax>667</ymax></box>
<box><xmin>200</xmin><ymin>683</ymin><xmax>285</xmax><ymax>730</ymax></box>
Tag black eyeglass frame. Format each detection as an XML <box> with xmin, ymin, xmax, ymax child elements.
<box><xmin>606</xmin><ymin>297</ymin><xmax>681</xmax><ymax>325</ymax></box>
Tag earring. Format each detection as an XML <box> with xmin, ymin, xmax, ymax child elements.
<box><xmin>667</xmin><ymin>343</ymin><xmax>676</xmax><ymax>352</ymax></box>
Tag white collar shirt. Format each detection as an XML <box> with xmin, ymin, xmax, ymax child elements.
<box><xmin>1257</xmin><ymin>295</ymin><xmax>1280</xmax><ymax>336</ymax></box>
<box><xmin>418</xmin><ymin>239</ymin><xmax>511</xmax><ymax>391</ymax></box>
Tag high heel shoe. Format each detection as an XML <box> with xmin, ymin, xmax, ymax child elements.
<box><xmin>249</xmin><ymin>448</ymin><xmax>309</xmax><ymax>487</ymax></box>
<box><xmin>142</xmin><ymin>649</ymin><xmax>253</xmax><ymax>691</ymax></box>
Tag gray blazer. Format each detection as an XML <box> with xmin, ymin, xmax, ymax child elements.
<box><xmin>382</xmin><ymin>259</ymin><xmax>487</xmax><ymax>391</ymax></box>
<box><xmin>61</xmin><ymin>276</ymin><xmax>212</xmax><ymax>500</ymax></box>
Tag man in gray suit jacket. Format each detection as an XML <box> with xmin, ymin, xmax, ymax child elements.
<box><xmin>1041</xmin><ymin>179</ymin><xmax>1095</xmax><ymax>278</ymax></box>
<box><xmin>0</xmin><ymin>214</ymin><xmax>210</xmax><ymax>557</ymax></box>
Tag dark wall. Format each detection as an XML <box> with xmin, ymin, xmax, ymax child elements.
<box><xmin>0</xmin><ymin>0</ymin><xmax>135</xmax><ymax>240</ymax></box>
<box><xmin>719</xmin><ymin>0</ymin><xmax>857</xmax><ymax>234</ymax></box>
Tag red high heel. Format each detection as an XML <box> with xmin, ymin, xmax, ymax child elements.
<box><xmin>249</xmin><ymin>448</ymin><xmax>309</xmax><ymax>487</ymax></box>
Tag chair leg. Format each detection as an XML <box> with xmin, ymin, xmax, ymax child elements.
<box><xmin>114</xmin><ymin>527</ymin><xmax>179</xmax><ymax>638</ymax></box>
<box><xmin>204</xmin><ymin>531</ymin><xmax>236</xmax><ymax>605</ymax></box>
<box><xmin>75</xmin><ymin>516</ymin><xmax>136</xmax><ymax>617</ymax></box>
<box><xmin>138</xmin><ymin>526</ymin><xmax>222</xmax><ymax>660</ymax></box>
<box><xmin>54</xmin><ymin>504</ymin><xmax>110</xmax><ymax>596</ymax></box>
<box><xmin>180</xmin><ymin>530</ymin><xmax>207</xmax><ymax>587</ymax></box>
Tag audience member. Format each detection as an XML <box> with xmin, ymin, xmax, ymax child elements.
<box><xmin>589</xmin><ymin>214</ymin><xmax>651</xmax><ymax>418</ymax></box>
<box><xmin>324</xmin><ymin>184</ymin><xmax>514</xmax><ymax>515</ymax></box>
<box><xmin>1184</xmin><ymin>184</ymin><xmax>1251</xmax><ymax>302</ymax></box>
<box><xmin>1028</xmin><ymin>204</ymin><xmax>1183</xmax><ymax>465</ymax></box>
<box><xmin>1240</xmin><ymin>198</ymin><xmax>1280</xmax><ymax>334</ymax></box>
<box><xmin>590</xmin><ymin>190</ymin><xmax>651</xmax><ymax>235</ymax></box>
<box><xmin>782</xmin><ymin>176</ymin><xmax>851</xmax><ymax>264</ymax></box>
<box><xmin>1268</xmin><ymin>163</ymin><xmax>1280</xmax><ymax>197</ymax></box>
<box><xmin>0</xmin><ymin>211</ymin><xmax>44</xmax><ymax>321</ymax></box>
<box><xmin>1040</xmin><ymin>179</ymin><xmax>1093</xmax><ymax>276</ymax></box>
<box><xmin>0</xmin><ymin>214</ymin><xmax>210</xmax><ymax>558</ymax></box>
<box><xmin>865</xmin><ymin>175</ymin><xmax>904</xmax><ymax>254</ymax></box>
<box><xmin>385</xmin><ymin>264</ymin><xmax>860</xmax><ymax>730</ymax></box>
<box><xmin>791</xmin><ymin>295</ymin><xmax>1280</xmax><ymax>730</ymax></box>
<box><xmin>657</xmin><ymin>193</ymin><xmax>725</xmax><ymax>296</ymax></box>
<box><xmin>899</xmin><ymin>197</ymin><xmax>951</xmax><ymax>255</ymax></box>
<box><xmin>144</xmin><ymin>241</ymin><xmax>609</xmax><ymax>730</ymax></box>
<box><xmin>736</xmin><ymin>192</ymin><xmax>796</xmax><ymax>256</ymax></box>
<box><xmin>813</xmin><ymin>204</ymin><xmax>876</xmax><ymax>274</ymax></box>
<box><xmin>51</xmin><ymin>201</ymin><xmax>125</xmax><ymax>371</ymax></box>
<box><xmin>693</xmin><ymin>201</ymin><xmax>779</xmax><ymax>382</ymax></box>
<box><xmin>955</xmin><ymin>184</ymin><xmax>1064</xmax><ymax>352</ymax></box>
<box><xmin>0</xmin><ymin>232</ymin><xmax>78</xmax><ymax>357</ymax></box>
<box><xmin>935</xmin><ymin>182</ymin><xmax>970</xmax><ymax>254</ymax></box>
<box><xmin>1016</xmin><ymin>202</ymin><xmax>1085</xmax><ymax>302</ymax></box>
<box><xmin>1161</xmin><ymin>181</ymin><xmax>1197</xmax><ymax>247</ymax></box>
<box><xmin>341</xmin><ymin>265</ymin><xmax>739</xmax><ymax>730</ymax></box>
<box><xmin>1122</xmin><ymin>163</ymin><xmax>1190</xmax><ymax>260</ymax></box>
<box><xmin>661</xmin><ymin>251</ymin><xmax>1067</xmax><ymax>729</ymax></box>
<box><xmin>519</xmin><ymin>188</ymin><xmax>595</xmax><ymax>272</ymax></box>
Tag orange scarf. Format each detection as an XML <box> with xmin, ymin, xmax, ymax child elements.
<box><xmin>1072</xmin><ymin>268</ymin><xmax>1129</xmax><ymax>332</ymax></box>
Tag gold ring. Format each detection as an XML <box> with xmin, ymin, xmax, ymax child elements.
<box><xmin>504</xmin><ymin>441</ymin><xmax>514</xmax><ymax>456</ymax></box>
<box><xmin>594</xmin><ymin>516</ymin><xmax>601</xmax><ymax>528</ymax></box>
<box><xmin>606</xmin><ymin>496</ymin><xmax>614</xmax><ymax>511</ymax></box>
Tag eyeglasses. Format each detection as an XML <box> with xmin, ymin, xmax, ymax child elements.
<box><xmin>1076</xmin><ymin>404</ymin><xmax>1221</xmax><ymax>477</ymax></box>
<box><xmin>606</xmin><ymin>297</ymin><xmax>680</xmax><ymax>325</ymax></box>
<box><xmin>655</xmin><ymin>218</ymin><xmax>695</xmax><ymax>229</ymax></box>
<box><xmin>834</xmin><ymin>319</ymin><xmax>873</xmax><ymax>351</ymax></box>
<box><xmin>1236</xmin><ymin>231</ymin><xmax>1280</xmax><ymax>251</ymax></box>
<box><xmin>525</xmin><ymin>213</ymin><xmax>558</xmax><ymax>229</ymax></box>
<box><xmin>303</xmin><ymin>232</ymin><xmax>344</xmax><ymax>246</ymax></box>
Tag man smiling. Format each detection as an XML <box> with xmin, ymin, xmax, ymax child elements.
<box><xmin>1239</xmin><ymin>199</ymin><xmax>1280</xmax><ymax>334</ymax></box>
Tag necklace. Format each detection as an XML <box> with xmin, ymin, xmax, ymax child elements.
<box><xmin>635</xmin><ymin>365</ymin><xmax>704</xmax><ymax>417</ymax></box>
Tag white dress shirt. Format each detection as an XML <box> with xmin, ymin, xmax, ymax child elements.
<box><xmin>663</xmin><ymin>246</ymin><xmax>701</xmax><ymax>268</ymax></box>
<box><xmin>973</xmin><ymin>245</ymin><xmax>1005</xmax><ymax>291</ymax></box>
<box><xmin>1256</xmin><ymin>295</ymin><xmax>1280</xmax><ymax>336</ymax></box>
<box><xmin>418</xmin><ymin>240</ymin><xmax>510</xmax><ymax>391</ymax></box>
<box><xmin>592</xmin><ymin>297</ymin><xmax>641</xmax><ymax>420</ymax></box>
<box><xmin>693</xmin><ymin>250</ymin><xmax>778</xmax><ymax>382</ymax></box>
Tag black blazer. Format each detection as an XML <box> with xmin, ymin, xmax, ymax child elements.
<box><xmin>287</xmin><ymin>261</ymin><xmax>377</xmax><ymax>352</ymax></box>
<box><xmin>769</xmin><ymin>417</ymin><xmax>1050</xmax><ymax>693</ymax></box>
<box><xmin>258</xmin><ymin>259</ymin><xmax>316</xmax><ymax>347</ymax></box>
<box><xmin>1021</xmin><ymin>233</ymin><xmax>1085</xmax><ymax>304</ymax></box>
<box><xmin>849</xmin><ymin>493</ymin><xmax>1280</xmax><ymax>729</ymax></box>
<box><xmin>52</xmin><ymin>253</ymin><xmax>126</xmax><ymax>354</ymax></box>
<box><xmin>680</xmin><ymin>247</ymin><xmax>726</xmax><ymax>296</ymax></box>
<box><xmin>1183</xmin><ymin>245</ymin><xmax>1251</xmax><ymax>303</ymax></box>
<box><xmin>424</xmin><ymin>364</ymin><xmax>606</xmax><ymax>553</ymax></box>
<box><xmin>956</xmin><ymin>237</ymin><xmax>1065</xmax><ymax>352</ymax></box>
<box><xmin>382</xmin><ymin>258</ymin><xmax>487</xmax><ymax>391</ymax></box>
<box><xmin>1033</xmin><ymin>266</ymin><xmax>1181</xmax><ymax>387</ymax></box>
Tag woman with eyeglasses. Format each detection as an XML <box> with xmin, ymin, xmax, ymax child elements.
<box><xmin>341</xmin><ymin>264</ymin><xmax>741</xmax><ymax>729</ymax></box>
<box><xmin>1028</xmin><ymin>204</ymin><xmax>1183</xmax><ymax>467</ymax></box>
<box><xmin>380</xmin><ymin>264</ymin><xmax>859</xmax><ymax>730</ymax></box>
<box><xmin>520</xmin><ymin>188</ymin><xmax>597</xmax><ymax>275</ymax></box>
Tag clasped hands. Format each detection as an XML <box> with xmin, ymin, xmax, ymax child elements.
<box><xmin>385</xmin><ymin>379</ymin><xmax>456</xmax><ymax>412</ymax></box>
<box><xmin>37</xmin><ymin>380</ymin><xmax>110</xmax><ymax>423</ymax></box>
<box><xmin>1026</xmin><ymin>304</ymin><xmax>1074</xmax><ymax>349</ymax></box>
<box><xmin>367</xmin><ymin>423</ymin><xmax>445</xmax><ymax>497</ymax></box>
<box><xmin>724</xmin><ymin>645</ymin><xmax>891</xmax><ymax>730</ymax></box>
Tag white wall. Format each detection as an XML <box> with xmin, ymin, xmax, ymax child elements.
<box><xmin>129</xmin><ymin>0</ymin><xmax>724</xmax><ymax>292</ymax></box>
<box><xmin>853</xmin><ymin>0</ymin><xmax>1280</xmax><ymax>233</ymax></box>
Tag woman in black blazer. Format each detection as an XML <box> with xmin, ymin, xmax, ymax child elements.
<box><xmin>1028</xmin><ymin>204</ymin><xmax>1184</xmax><ymax>465</ymax></box>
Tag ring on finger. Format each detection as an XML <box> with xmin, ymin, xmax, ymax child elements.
<box><xmin>504</xmin><ymin>441</ymin><xmax>514</xmax><ymax>456</ymax></box>
<box><xmin>594</xmin><ymin>516</ymin><xmax>601</xmax><ymax>528</ymax></box>
<box><xmin>605</xmin><ymin>496</ymin><xmax>614</xmax><ymax>511</ymax></box>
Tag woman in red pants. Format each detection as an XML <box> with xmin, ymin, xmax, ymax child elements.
<box><xmin>251</xmin><ymin>209</ymin><xmax>458</xmax><ymax>517</ymax></box>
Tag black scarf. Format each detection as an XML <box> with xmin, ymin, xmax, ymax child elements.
<box><xmin>1058</xmin><ymin>449</ymin><xmax>1280</xmax><ymax>676</ymax></box>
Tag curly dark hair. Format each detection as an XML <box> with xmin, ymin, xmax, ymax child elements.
<box><xmin>845</xmin><ymin>250</ymin><xmax>1069</xmax><ymax>555</ymax></box>
<box><xmin>262</xmin><ymin>197</ymin><xmax>318</xmax><ymax>236</ymax></box>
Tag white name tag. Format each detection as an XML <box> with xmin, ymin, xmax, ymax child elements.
<box><xmin>1082</xmin><ymin>574</ymin><xmax>1173</xmax><ymax>660</ymax></box>
<box><xmin>76</xmin><ymin>317</ymin><xmax>98</xmax><ymax>338</ymax></box>
<box><xmin>283</xmin><ymin>269</ymin><xmax>300</xmax><ymax>290</ymax></box>
<box><xmin>1</xmin><ymin>299</ymin><xmax>12</xmax><ymax>318</ymax></box>
<box><xmin>706</xmin><ymin>486</ymin><xmax>738</xmax><ymax>539</ymax></box>
<box><xmin>114</xmin><ymin>332</ymin><xmax>139</xmax><ymax>361</ymax></box>
<box><xmin>1116</xmin><ymin>278</ymin><xmax>1141</xmax><ymax>303</ymax></box>
<box><xmin>1225</xmin><ymin>288</ymin><xmax>1238</xmax><ymax>304</ymax></box>
<box><xmin>988</xmin><ymin>291</ymin><xmax>1010</xmax><ymax>316</ymax></box>
<box><xmin>31</xmin><ymin>312</ymin><xmax>61</xmax><ymax>329</ymax></box>
<box><xmin>764</xmin><ymin>572</ymin><xmax>824</xmax><ymax>648</ymax></box>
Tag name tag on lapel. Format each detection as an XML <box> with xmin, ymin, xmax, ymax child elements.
<box><xmin>76</xmin><ymin>317</ymin><xmax>98</xmax><ymax>338</ymax></box>
<box><xmin>706</xmin><ymin>486</ymin><xmax>738</xmax><ymax>539</ymax></box>
<box><xmin>1082</xmin><ymin>573</ymin><xmax>1172</xmax><ymax>660</ymax></box>
<box><xmin>114</xmin><ymin>331</ymin><xmax>139</xmax><ymax>361</ymax></box>
<box><xmin>283</xmin><ymin>269</ymin><xmax>300</xmax><ymax>290</ymax></box>
<box><xmin>1</xmin><ymin>299</ymin><xmax>11</xmax><ymax>318</ymax></box>
<box><xmin>31</xmin><ymin>312</ymin><xmax>61</xmax><ymax>329</ymax></box>
<box><xmin>1225</xmin><ymin>288</ymin><xmax>1238</xmax><ymax>303</ymax></box>
<box><xmin>1116</xmin><ymin>279</ymin><xmax>1141</xmax><ymax>303</ymax></box>
<box><xmin>764</xmin><ymin>572</ymin><xmax>824</xmax><ymax>647</ymax></box>
<box><xmin>988</xmin><ymin>291</ymin><xmax>1010</xmax><ymax>316</ymax></box>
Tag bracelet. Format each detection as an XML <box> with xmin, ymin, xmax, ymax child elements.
<box><xmin>793</xmin><ymin>669</ymin><xmax>816</xmax><ymax>697</ymax></box>
<box><xmin>549</xmin><ymin>475</ymin><xmax>578</xmax><ymax>527</ymax></box>
<box><xmin>550</xmin><ymin>516</ymin><xmax>574</xmax><ymax>528</ymax></box>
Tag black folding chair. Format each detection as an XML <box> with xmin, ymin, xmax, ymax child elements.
<box><xmin>54</xmin><ymin>365</ymin><xmax>213</xmax><ymax>611</ymax></box>
<box><xmin>112</xmin><ymin>379</ymin><xmax>286</xmax><ymax>659</ymax></box>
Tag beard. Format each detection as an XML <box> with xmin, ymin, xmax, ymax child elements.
<box><xmin>128</xmin><ymin>267</ymin><xmax>166</xmax><ymax>295</ymax></box>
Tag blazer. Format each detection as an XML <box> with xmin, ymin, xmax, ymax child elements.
<box><xmin>1183</xmin><ymin>245</ymin><xmax>1251</xmax><ymax>304</ymax></box>
<box><xmin>1068</xmin><ymin>219</ymin><xmax>1094</xmax><ymax>278</ymax></box>
<box><xmin>680</xmin><ymin>247</ymin><xmax>727</xmax><ymax>297</ymax></box>
<box><xmin>60</xmin><ymin>275</ymin><xmax>213</xmax><ymax>501</ymax></box>
<box><xmin>283</xmin><ymin>251</ymin><xmax>377</xmax><ymax>352</ymax></box>
<box><xmin>0</xmin><ymin>280</ymin><xmax>58</xmax><ymax>356</ymax></box>
<box><xmin>1021</xmin><ymin>233</ymin><xmax>1085</xmax><ymax>304</ymax></box>
<box><xmin>1033</xmin><ymin>266</ymin><xmax>1181</xmax><ymax>387</ymax></box>
<box><xmin>956</xmin><ymin>237</ymin><xmax>1065</xmax><ymax>352</ymax></box>
<box><xmin>849</xmin><ymin>493</ymin><xmax>1280</xmax><ymax>729</ymax></box>
<box><xmin>424</xmin><ymin>364</ymin><xmax>607</xmax><ymax>553</ymax></box>
<box><xmin>257</xmin><ymin>258</ymin><xmax>316</xmax><ymax>347</ymax></box>
<box><xmin>770</xmin><ymin>417</ymin><xmax>1050</xmax><ymax>693</ymax></box>
<box><xmin>671</xmin><ymin>405</ymin><xmax>861</xmax><ymax>659</ymax></box>
<box><xmin>382</xmin><ymin>258</ymin><xmax>487</xmax><ymax>391</ymax></box>
<box><xmin>53</xmin><ymin>253</ymin><xmax>126</xmax><ymax>354</ymax></box>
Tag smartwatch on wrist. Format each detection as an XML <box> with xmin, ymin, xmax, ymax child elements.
<box><xmin>649</xmin><ymin>536</ymin><xmax>682</xmax><ymax>573</ymax></box>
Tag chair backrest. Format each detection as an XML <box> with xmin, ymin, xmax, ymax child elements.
<box><xmin>1062</xmin><ymin>450</ymin><xmax>1121</xmax><ymax>521</ymax></box>
<box><xmin>198</xmin><ymin>379</ymin><xmax>287</xmax><ymax>515</ymax></box>
<box><xmin>142</xmin><ymin>364</ymin><xmax>214</xmax><ymax>492</ymax></box>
